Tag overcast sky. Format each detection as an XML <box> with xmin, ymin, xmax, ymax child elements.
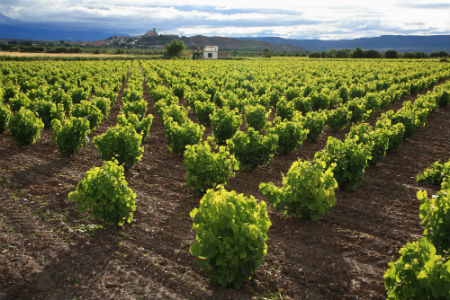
<box><xmin>0</xmin><ymin>0</ymin><xmax>448</xmax><ymax>39</ymax></box>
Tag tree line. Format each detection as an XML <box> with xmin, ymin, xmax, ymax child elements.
<box><xmin>1</xmin><ymin>39</ymin><xmax>449</xmax><ymax>60</ymax></box>
<box><xmin>308</xmin><ymin>47</ymin><xmax>449</xmax><ymax>59</ymax></box>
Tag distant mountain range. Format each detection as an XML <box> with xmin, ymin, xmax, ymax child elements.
<box><xmin>0</xmin><ymin>14</ymin><xmax>129</xmax><ymax>41</ymax></box>
<box><xmin>0</xmin><ymin>17</ymin><xmax>448</xmax><ymax>53</ymax></box>
<box><xmin>244</xmin><ymin>35</ymin><xmax>450</xmax><ymax>53</ymax></box>
<box><xmin>90</xmin><ymin>34</ymin><xmax>449</xmax><ymax>53</ymax></box>
<box><xmin>0</xmin><ymin>23</ymin><xmax>128</xmax><ymax>42</ymax></box>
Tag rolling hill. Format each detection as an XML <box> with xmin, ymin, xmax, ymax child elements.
<box><xmin>244</xmin><ymin>35</ymin><xmax>450</xmax><ymax>53</ymax></box>
<box><xmin>88</xmin><ymin>34</ymin><xmax>305</xmax><ymax>52</ymax></box>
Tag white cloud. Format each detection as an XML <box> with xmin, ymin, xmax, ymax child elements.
<box><xmin>0</xmin><ymin>0</ymin><xmax>448</xmax><ymax>38</ymax></box>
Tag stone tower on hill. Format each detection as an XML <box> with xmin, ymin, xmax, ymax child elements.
<box><xmin>144</xmin><ymin>28</ymin><xmax>158</xmax><ymax>37</ymax></box>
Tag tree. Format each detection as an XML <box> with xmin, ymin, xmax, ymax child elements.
<box><xmin>21</xmin><ymin>40</ymin><xmax>33</xmax><ymax>46</ymax></box>
<box><xmin>309</xmin><ymin>52</ymin><xmax>321</xmax><ymax>58</ymax></box>
<box><xmin>365</xmin><ymin>49</ymin><xmax>382</xmax><ymax>58</ymax></box>
<box><xmin>165</xmin><ymin>39</ymin><xmax>185</xmax><ymax>57</ymax></box>
<box><xmin>351</xmin><ymin>47</ymin><xmax>365</xmax><ymax>58</ymax></box>
<box><xmin>402</xmin><ymin>52</ymin><xmax>415</xmax><ymax>59</ymax></box>
<box><xmin>335</xmin><ymin>49</ymin><xmax>350</xmax><ymax>58</ymax></box>
<box><xmin>430</xmin><ymin>51</ymin><xmax>449</xmax><ymax>58</ymax></box>
<box><xmin>384</xmin><ymin>50</ymin><xmax>398</xmax><ymax>58</ymax></box>
<box><xmin>415</xmin><ymin>52</ymin><xmax>428</xmax><ymax>58</ymax></box>
<box><xmin>324</xmin><ymin>49</ymin><xmax>336</xmax><ymax>58</ymax></box>
<box><xmin>69</xmin><ymin>47</ymin><xmax>82</xmax><ymax>53</ymax></box>
<box><xmin>262</xmin><ymin>48</ymin><xmax>271</xmax><ymax>58</ymax></box>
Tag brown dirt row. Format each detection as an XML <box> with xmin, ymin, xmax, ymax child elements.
<box><xmin>0</xmin><ymin>51</ymin><xmax>133</xmax><ymax>58</ymax></box>
<box><xmin>0</xmin><ymin>62</ymin><xmax>133</xmax><ymax>298</ymax></box>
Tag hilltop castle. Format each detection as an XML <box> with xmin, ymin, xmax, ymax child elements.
<box><xmin>144</xmin><ymin>28</ymin><xmax>158</xmax><ymax>37</ymax></box>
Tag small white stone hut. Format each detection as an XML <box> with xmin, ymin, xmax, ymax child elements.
<box><xmin>203</xmin><ymin>45</ymin><xmax>218</xmax><ymax>59</ymax></box>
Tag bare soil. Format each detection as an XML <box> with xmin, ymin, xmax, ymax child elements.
<box><xmin>0</xmin><ymin>51</ymin><xmax>134</xmax><ymax>58</ymax></box>
<box><xmin>0</xmin><ymin>73</ymin><xmax>449</xmax><ymax>300</ymax></box>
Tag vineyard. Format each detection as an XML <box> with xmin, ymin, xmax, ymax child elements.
<box><xmin>0</xmin><ymin>57</ymin><xmax>449</xmax><ymax>299</ymax></box>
